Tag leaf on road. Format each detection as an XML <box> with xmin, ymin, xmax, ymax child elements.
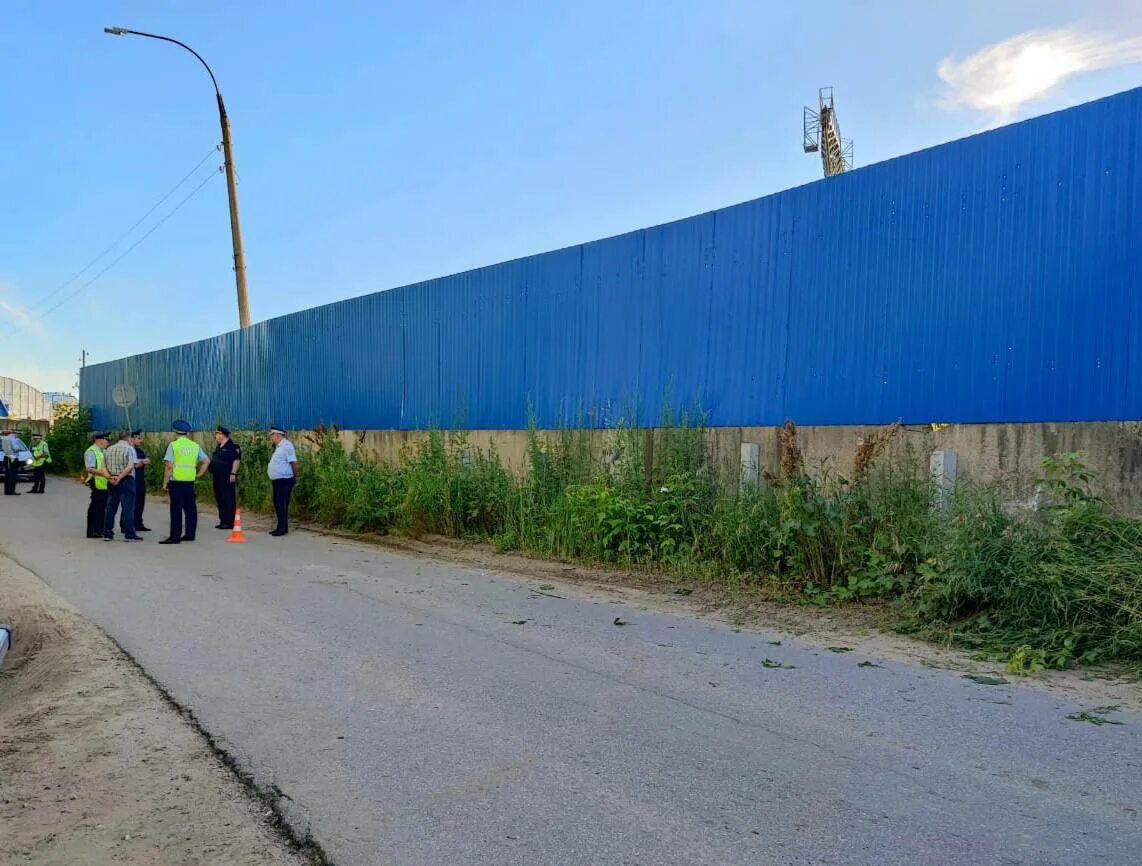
<box><xmin>767</xmin><ymin>640</ymin><xmax>782</xmax><ymax>646</ymax></box>
<box><xmin>762</xmin><ymin>658</ymin><xmax>795</xmax><ymax>670</ymax></box>
<box><xmin>857</xmin><ymin>660</ymin><xmax>883</xmax><ymax>668</ymax></box>
<box><xmin>962</xmin><ymin>674</ymin><xmax>1008</xmax><ymax>686</ymax></box>
<box><xmin>827</xmin><ymin>646</ymin><xmax>853</xmax><ymax>653</ymax></box>
<box><xmin>673</xmin><ymin>588</ymin><xmax>693</xmax><ymax>596</ymax></box>
<box><xmin>539</xmin><ymin>584</ymin><xmax>555</xmax><ymax>591</ymax></box>
<box><xmin>1067</xmin><ymin>707</ymin><xmax>1124</xmax><ymax>726</ymax></box>
<box><xmin>613</xmin><ymin>617</ymin><xmax>629</xmax><ymax>626</ymax></box>
<box><xmin>510</xmin><ymin>619</ymin><xmax>528</xmax><ymax>625</ymax></box>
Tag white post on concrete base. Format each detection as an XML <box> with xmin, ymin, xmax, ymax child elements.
<box><xmin>740</xmin><ymin>443</ymin><xmax>760</xmax><ymax>491</ymax></box>
<box><xmin>930</xmin><ymin>450</ymin><xmax>958</xmax><ymax>514</ymax></box>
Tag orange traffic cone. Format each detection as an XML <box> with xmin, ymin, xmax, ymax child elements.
<box><xmin>227</xmin><ymin>508</ymin><xmax>247</xmax><ymax>543</ymax></box>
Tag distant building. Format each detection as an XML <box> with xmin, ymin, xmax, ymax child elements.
<box><xmin>0</xmin><ymin>377</ymin><xmax>53</xmax><ymax>421</ymax></box>
<box><xmin>45</xmin><ymin>392</ymin><xmax>79</xmax><ymax>423</ymax></box>
<box><xmin>43</xmin><ymin>391</ymin><xmax>77</xmax><ymax>409</ymax></box>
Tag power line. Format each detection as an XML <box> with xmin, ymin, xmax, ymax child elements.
<box><xmin>23</xmin><ymin>146</ymin><xmax>220</xmax><ymax>316</ymax></box>
<box><xmin>21</xmin><ymin>169</ymin><xmax>222</xmax><ymax>327</ymax></box>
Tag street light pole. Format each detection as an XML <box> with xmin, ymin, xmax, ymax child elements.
<box><xmin>104</xmin><ymin>27</ymin><xmax>251</xmax><ymax>329</ymax></box>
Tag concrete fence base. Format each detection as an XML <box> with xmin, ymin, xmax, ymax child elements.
<box><xmin>174</xmin><ymin>421</ymin><xmax>1142</xmax><ymax>514</ymax></box>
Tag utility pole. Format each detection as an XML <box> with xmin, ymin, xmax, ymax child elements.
<box><xmin>75</xmin><ymin>350</ymin><xmax>88</xmax><ymax>395</ymax></box>
<box><xmin>217</xmin><ymin>93</ymin><xmax>250</xmax><ymax>328</ymax></box>
<box><xmin>104</xmin><ymin>26</ymin><xmax>251</xmax><ymax>329</ymax></box>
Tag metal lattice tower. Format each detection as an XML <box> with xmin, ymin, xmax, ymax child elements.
<box><xmin>803</xmin><ymin>87</ymin><xmax>853</xmax><ymax>177</ymax></box>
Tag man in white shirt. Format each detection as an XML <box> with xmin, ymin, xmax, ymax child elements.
<box><xmin>267</xmin><ymin>425</ymin><xmax>298</xmax><ymax>536</ymax></box>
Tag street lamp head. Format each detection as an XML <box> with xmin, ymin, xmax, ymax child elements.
<box><xmin>103</xmin><ymin>26</ymin><xmax>129</xmax><ymax>36</ymax></box>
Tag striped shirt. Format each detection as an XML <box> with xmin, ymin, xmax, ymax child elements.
<box><xmin>104</xmin><ymin>440</ymin><xmax>137</xmax><ymax>476</ymax></box>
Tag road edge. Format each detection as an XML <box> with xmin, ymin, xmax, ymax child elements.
<box><xmin>0</xmin><ymin>545</ymin><xmax>339</xmax><ymax>866</ymax></box>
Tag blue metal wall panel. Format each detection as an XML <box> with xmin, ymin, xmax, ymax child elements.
<box><xmin>82</xmin><ymin>88</ymin><xmax>1142</xmax><ymax>432</ymax></box>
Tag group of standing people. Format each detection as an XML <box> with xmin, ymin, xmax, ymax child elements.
<box><xmin>82</xmin><ymin>421</ymin><xmax>299</xmax><ymax>543</ymax></box>
<box><xmin>83</xmin><ymin>429</ymin><xmax>151</xmax><ymax>540</ymax></box>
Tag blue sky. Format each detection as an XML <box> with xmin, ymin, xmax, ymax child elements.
<box><xmin>2</xmin><ymin>0</ymin><xmax>1140</xmax><ymax>393</ymax></box>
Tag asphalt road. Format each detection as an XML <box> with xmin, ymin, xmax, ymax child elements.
<box><xmin>1</xmin><ymin>483</ymin><xmax>1138</xmax><ymax>865</ymax></box>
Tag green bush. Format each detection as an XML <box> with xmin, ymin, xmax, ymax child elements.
<box><xmin>395</xmin><ymin>431</ymin><xmax>515</xmax><ymax>538</ymax></box>
<box><xmin>345</xmin><ymin>462</ymin><xmax>404</xmax><ymax>533</ymax></box>
<box><xmin>910</xmin><ymin>457</ymin><xmax>1142</xmax><ymax>668</ymax></box>
<box><xmin>46</xmin><ymin>403</ymin><xmax>93</xmax><ymax>475</ymax></box>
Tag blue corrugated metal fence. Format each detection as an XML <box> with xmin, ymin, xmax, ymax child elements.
<box><xmin>82</xmin><ymin>88</ymin><xmax>1142</xmax><ymax>431</ymax></box>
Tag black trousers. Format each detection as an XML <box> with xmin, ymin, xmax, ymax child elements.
<box><xmin>212</xmin><ymin>475</ymin><xmax>237</xmax><ymax>528</ymax></box>
<box><xmin>272</xmin><ymin>477</ymin><xmax>295</xmax><ymax>533</ymax></box>
<box><xmin>87</xmin><ymin>485</ymin><xmax>109</xmax><ymax>536</ymax></box>
<box><xmin>134</xmin><ymin>472</ymin><xmax>147</xmax><ymax>529</ymax></box>
<box><xmin>3</xmin><ymin>457</ymin><xmax>18</xmax><ymax>494</ymax></box>
<box><xmin>168</xmin><ymin>480</ymin><xmax>198</xmax><ymax>541</ymax></box>
<box><xmin>104</xmin><ymin>476</ymin><xmax>137</xmax><ymax>538</ymax></box>
<box><xmin>31</xmin><ymin>465</ymin><xmax>47</xmax><ymax>493</ymax></box>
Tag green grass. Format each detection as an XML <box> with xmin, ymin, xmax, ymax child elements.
<box><xmin>58</xmin><ymin>412</ymin><xmax>1142</xmax><ymax>671</ymax></box>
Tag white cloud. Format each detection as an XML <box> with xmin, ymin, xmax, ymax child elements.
<box><xmin>0</xmin><ymin>282</ymin><xmax>78</xmax><ymax>393</ymax></box>
<box><xmin>0</xmin><ymin>297</ymin><xmax>41</xmax><ymax>335</ymax></box>
<box><xmin>939</xmin><ymin>28</ymin><xmax>1142</xmax><ymax>116</ymax></box>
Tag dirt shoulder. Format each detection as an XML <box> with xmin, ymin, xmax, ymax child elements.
<box><xmin>0</xmin><ymin>552</ymin><xmax>322</xmax><ymax>866</ymax></box>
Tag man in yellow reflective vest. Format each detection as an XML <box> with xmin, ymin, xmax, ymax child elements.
<box><xmin>30</xmin><ymin>432</ymin><xmax>51</xmax><ymax>494</ymax></box>
<box><xmin>159</xmin><ymin>419</ymin><xmax>209</xmax><ymax>545</ymax></box>
<box><xmin>84</xmin><ymin>432</ymin><xmax>112</xmax><ymax>538</ymax></box>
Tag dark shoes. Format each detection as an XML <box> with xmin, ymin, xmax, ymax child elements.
<box><xmin>270</xmin><ymin>529</ymin><xmax>287</xmax><ymax>537</ymax></box>
<box><xmin>137</xmin><ymin>526</ymin><xmax>152</xmax><ymax>532</ymax></box>
<box><xmin>215</xmin><ymin>524</ymin><xmax>233</xmax><ymax>530</ymax></box>
<box><xmin>158</xmin><ymin>537</ymin><xmax>181</xmax><ymax>545</ymax></box>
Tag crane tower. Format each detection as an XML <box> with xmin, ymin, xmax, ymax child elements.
<box><xmin>803</xmin><ymin>87</ymin><xmax>853</xmax><ymax>177</ymax></box>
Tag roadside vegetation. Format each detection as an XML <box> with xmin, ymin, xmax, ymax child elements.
<box><xmin>43</xmin><ymin>403</ymin><xmax>93</xmax><ymax>474</ymax></box>
<box><xmin>52</xmin><ymin>413</ymin><xmax>1142</xmax><ymax>671</ymax></box>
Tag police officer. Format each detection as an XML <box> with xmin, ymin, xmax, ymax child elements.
<box><xmin>84</xmin><ymin>432</ymin><xmax>112</xmax><ymax>538</ymax></box>
<box><xmin>209</xmin><ymin>426</ymin><xmax>242</xmax><ymax>530</ymax></box>
<box><xmin>1</xmin><ymin>429</ymin><xmax>21</xmax><ymax>495</ymax></box>
<box><xmin>30</xmin><ymin>433</ymin><xmax>51</xmax><ymax>493</ymax></box>
<box><xmin>160</xmin><ymin>420</ymin><xmax>209</xmax><ymax>545</ymax></box>
<box><xmin>267</xmin><ymin>425</ymin><xmax>298</xmax><ymax>536</ymax></box>
<box><xmin>128</xmin><ymin>429</ymin><xmax>152</xmax><ymax>532</ymax></box>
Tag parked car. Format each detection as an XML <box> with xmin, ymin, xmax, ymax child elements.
<box><xmin>0</xmin><ymin>434</ymin><xmax>34</xmax><ymax>483</ymax></box>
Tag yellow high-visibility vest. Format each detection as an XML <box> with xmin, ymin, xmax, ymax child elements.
<box><xmin>170</xmin><ymin>437</ymin><xmax>200</xmax><ymax>482</ymax></box>
<box><xmin>85</xmin><ymin>445</ymin><xmax>108</xmax><ymax>490</ymax></box>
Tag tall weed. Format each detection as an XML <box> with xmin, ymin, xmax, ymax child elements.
<box><xmin>56</xmin><ymin>409</ymin><xmax>1142</xmax><ymax>668</ymax></box>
